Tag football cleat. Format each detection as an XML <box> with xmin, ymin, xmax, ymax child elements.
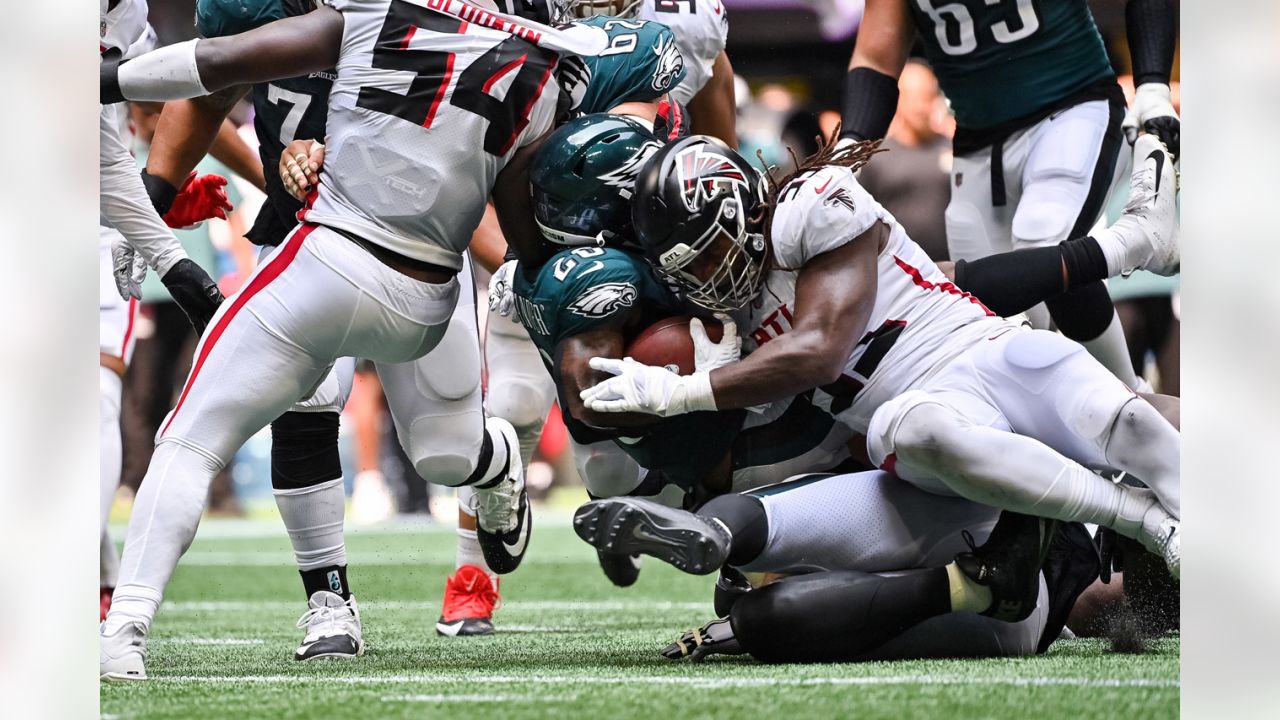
<box><xmin>1101</xmin><ymin>134</ymin><xmax>1180</xmax><ymax>277</ymax></box>
<box><xmin>294</xmin><ymin>591</ymin><xmax>364</xmax><ymax>661</ymax></box>
<box><xmin>99</xmin><ymin>619</ymin><xmax>148</xmax><ymax>681</ymax></box>
<box><xmin>713</xmin><ymin>566</ymin><xmax>753</xmax><ymax>617</ymax></box>
<box><xmin>1138</xmin><ymin>507</ymin><xmax>1181</xmax><ymax>580</ymax></box>
<box><xmin>661</xmin><ymin>617</ymin><xmax>744</xmax><ymax>662</ymax></box>
<box><xmin>954</xmin><ymin>511</ymin><xmax>1058</xmax><ymax>622</ymax></box>
<box><xmin>100</xmin><ymin>586</ymin><xmax>113</xmax><ymax>622</ymax></box>
<box><xmin>474</xmin><ymin>418</ymin><xmax>532</xmax><ymax>575</ymax></box>
<box><xmin>596</xmin><ymin>550</ymin><xmax>642</xmax><ymax>587</ymax></box>
<box><xmin>436</xmin><ymin>565</ymin><xmax>500</xmax><ymax>637</ymax></box>
<box><xmin>573</xmin><ymin>497</ymin><xmax>730</xmax><ymax>575</ymax></box>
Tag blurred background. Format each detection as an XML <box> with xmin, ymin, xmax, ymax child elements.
<box><xmin>107</xmin><ymin>0</ymin><xmax>1179</xmax><ymax>525</ymax></box>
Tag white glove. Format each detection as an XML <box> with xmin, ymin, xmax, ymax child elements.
<box><xmin>487</xmin><ymin>259</ymin><xmax>518</xmax><ymax>318</ymax></box>
<box><xmin>580</xmin><ymin>357</ymin><xmax>717</xmax><ymax>417</ymax></box>
<box><xmin>1122</xmin><ymin>82</ymin><xmax>1180</xmax><ymax>158</ymax></box>
<box><xmin>111</xmin><ymin>238</ymin><xmax>149</xmax><ymax>301</ymax></box>
<box><xmin>691</xmin><ymin>313</ymin><xmax>741</xmax><ymax>373</ymax></box>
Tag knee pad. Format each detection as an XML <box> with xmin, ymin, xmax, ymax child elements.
<box><xmin>486</xmin><ymin>379</ymin><xmax>553</xmax><ymax>431</ymax></box>
<box><xmin>1043</xmin><ymin>282</ymin><xmax>1115</xmax><ymax>341</ymax></box>
<box><xmin>866</xmin><ymin>390</ymin><xmax>947</xmax><ymax>471</ymax></box>
<box><xmin>270</xmin><ymin>411</ymin><xmax>341</xmax><ymax>490</ymax></box>
<box><xmin>1011</xmin><ymin>195</ymin><xmax>1075</xmax><ymax>250</ymax></box>
<box><xmin>574</xmin><ymin>441</ymin><xmax>644</xmax><ymax>498</ymax></box>
<box><xmin>945</xmin><ymin>200</ymin><xmax>999</xmax><ymax>261</ymax></box>
<box><xmin>404</xmin><ymin>412</ymin><xmax>485</xmax><ymax>487</ymax></box>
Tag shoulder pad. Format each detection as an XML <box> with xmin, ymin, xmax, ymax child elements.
<box><xmin>771</xmin><ymin>166</ymin><xmax>885</xmax><ymax>268</ymax></box>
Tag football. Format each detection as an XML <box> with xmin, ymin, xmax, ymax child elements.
<box><xmin>624</xmin><ymin>316</ymin><xmax>724</xmax><ymax>376</ymax></box>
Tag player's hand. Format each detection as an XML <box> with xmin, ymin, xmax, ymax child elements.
<box><xmin>581</xmin><ymin>357</ymin><xmax>717</xmax><ymax>417</ymax></box>
<box><xmin>488</xmin><ymin>259</ymin><xmax>518</xmax><ymax>318</ymax></box>
<box><xmin>1122</xmin><ymin>82</ymin><xmax>1180</xmax><ymax>160</ymax></box>
<box><xmin>281</xmin><ymin>139</ymin><xmax>325</xmax><ymax>200</ymax></box>
<box><xmin>163</xmin><ymin>171</ymin><xmax>232</xmax><ymax>229</ymax></box>
<box><xmin>160</xmin><ymin>258</ymin><xmax>226</xmax><ymax>337</ymax></box>
<box><xmin>691</xmin><ymin>313</ymin><xmax>740</xmax><ymax>373</ymax></box>
<box><xmin>110</xmin><ymin>238</ymin><xmax>149</xmax><ymax>301</ymax></box>
<box><xmin>660</xmin><ymin>617</ymin><xmax>744</xmax><ymax>662</ymax></box>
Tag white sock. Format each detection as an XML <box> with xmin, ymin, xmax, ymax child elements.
<box><xmin>106</xmin><ymin>441</ymin><xmax>220</xmax><ymax>632</ymax></box>
<box><xmin>274</xmin><ymin>477</ymin><xmax>348</xmax><ymax>570</ymax></box>
<box><xmin>455</xmin><ymin>487</ymin><xmax>499</xmax><ymax>586</ymax></box>
<box><xmin>1079</xmin><ymin>312</ymin><xmax>1142</xmax><ymax>388</ymax></box>
<box><xmin>1103</xmin><ymin>397</ymin><xmax>1181</xmax><ymax>519</ymax></box>
<box><xmin>100</xmin><ymin>366</ymin><xmax>123</xmax><ymax>529</ymax></box>
<box><xmin>514</xmin><ymin>424</ymin><xmax>543</xmax><ymax>470</ymax></box>
<box><xmin>101</xmin><ymin>528</ymin><xmax>120</xmax><ymax>589</ymax></box>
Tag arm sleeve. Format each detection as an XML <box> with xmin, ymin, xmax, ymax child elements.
<box><xmin>1126</xmin><ymin>0</ymin><xmax>1177</xmax><ymax>86</ymax></box>
<box><xmin>99</xmin><ymin>104</ymin><xmax>187</xmax><ymax>276</ymax></box>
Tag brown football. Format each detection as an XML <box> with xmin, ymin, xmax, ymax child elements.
<box><xmin>624</xmin><ymin>316</ymin><xmax>724</xmax><ymax>376</ymax></box>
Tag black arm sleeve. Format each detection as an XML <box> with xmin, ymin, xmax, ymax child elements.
<box><xmin>839</xmin><ymin>67</ymin><xmax>899</xmax><ymax>142</ymax></box>
<box><xmin>1126</xmin><ymin>0</ymin><xmax>1178</xmax><ymax>86</ymax></box>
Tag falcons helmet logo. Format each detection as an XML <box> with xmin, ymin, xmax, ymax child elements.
<box><xmin>568</xmin><ymin>282</ymin><xmax>639</xmax><ymax>318</ymax></box>
<box><xmin>599</xmin><ymin>140</ymin><xmax>663</xmax><ymax>199</ymax></box>
<box><xmin>673</xmin><ymin>145</ymin><xmax>750</xmax><ymax>212</ymax></box>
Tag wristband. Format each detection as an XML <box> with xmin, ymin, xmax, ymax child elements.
<box><xmin>840</xmin><ymin>67</ymin><xmax>899</xmax><ymax>142</ymax></box>
<box><xmin>140</xmin><ymin>170</ymin><xmax>179</xmax><ymax>216</ymax></box>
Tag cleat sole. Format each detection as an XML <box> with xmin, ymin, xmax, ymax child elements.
<box><xmin>573</xmin><ymin>498</ymin><xmax>728</xmax><ymax>576</ymax></box>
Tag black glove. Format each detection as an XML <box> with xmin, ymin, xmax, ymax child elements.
<box><xmin>161</xmin><ymin>259</ymin><xmax>225</xmax><ymax>336</ymax></box>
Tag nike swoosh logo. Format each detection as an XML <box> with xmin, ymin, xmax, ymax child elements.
<box><xmin>1147</xmin><ymin>148</ymin><xmax>1165</xmax><ymax>202</ymax></box>
<box><xmin>713</xmin><ymin>1</ymin><xmax>723</xmax><ymax>13</ymax></box>
<box><xmin>633</xmin><ymin>524</ymin><xmax>685</xmax><ymax>549</ymax></box>
<box><xmin>813</xmin><ymin>176</ymin><xmax>833</xmax><ymax>194</ymax></box>
<box><xmin>502</xmin><ymin>503</ymin><xmax>531</xmax><ymax>556</ymax></box>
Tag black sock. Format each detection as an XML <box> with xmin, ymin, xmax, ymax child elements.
<box><xmin>731</xmin><ymin>568</ymin><xmax>953</xmax><ymax>663</ymax></box>
<box><xmin>1059</xmin><ymin>236</ymin><xmax>1112</xmax><ymax>291</ymax></box>
<box><xmin>300</xmin><ymin>565</ymin><xmax>350</xmax><ymax>601</ymax></box>
<box><xmin>697</xmin><ymin>494</ymin><xmax>768</xmax><ymax>567</ymax></box>
<box><xmin>1045</xmin><ymin>279</ymin><xmax>1115</xmax><ymax>341</ymax></box>
<box><xmin>953</xmin><ymin>245</ymin><xmax>1067</xmax><ymax>317</ymax></box>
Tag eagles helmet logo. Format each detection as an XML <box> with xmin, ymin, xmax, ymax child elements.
<box><xmin>568</xmin><ymin>282</ymin><xmax>639</xmax><ymax>318</ymax></box>
<box><xmin>599</xmin><ymin>140</ymin><xmax>663</xmax><ymax>199</ymax></box>
<box><xmin>650</xmin><ymin>35</ymin><xmax>685</xmax><ymax>92</ymax></box>
<box><xmin>673</xmin><ymin>145</ymin><xmax>751</xmax><ymax>212</ymax></box>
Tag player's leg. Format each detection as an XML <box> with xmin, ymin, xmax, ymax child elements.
<box><xmin>484</xmin><ymin>311</ymin><xmax>557</xmax><ymax>466</ymax></box>
<box><xmin>1011</xmin><ymin>99</ymin><xmax>1141</xmax><ymax>387</ymax></box>
<box><xmin>99</xmin><ymin>233</ymin><xmax>137</xmax><ymax>619</ymax></box>
<box><xmin>572</xmin><ymin>438</ymin><xmax>648</xmax><ymax>586</ymax></box>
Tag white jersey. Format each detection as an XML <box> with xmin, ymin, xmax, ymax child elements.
<box><xmin>736</xmin><ymin>166</ymin><xmax>1015</xmax><ymax>434</ymax></box>
<box><xmin>636</xmin><ymin>0</ymin><xmax>727</xmax><ymax>104</ymax></box>
<box><xmin>100</xmin><ymin>0</ymin><xmax>148</xmax><ymax>56</ymax></box>
<box><xmin>305</xmin><ymin>0</ymin><xmax>566</xmax><ymax>270</ymax></box>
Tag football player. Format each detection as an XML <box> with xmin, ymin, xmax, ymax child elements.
<box><xmin>580</xmin><ymin>132</ymin><xmax>1182</xmax><ymax>579</ymax></box>
<box><xmin>97</xmin><ymin>1</ymin><xmax>607</xmax><ymax>679</ymax></box>
<box><xmin>839</xmin><ymin>0</ymin><xmax>1178</xmax><ymax>391</ymax></box>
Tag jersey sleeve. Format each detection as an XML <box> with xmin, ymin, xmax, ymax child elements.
<box><xmin>638</xmin><ymin>0</ymin><xmax>728</xmax><ymax>104</ymax></box>
<box><xmin>549</xmin><ymin>249</ymin><xmax>650</xmax><ymax>342</ymax></box>
<box><xmin>577</xmin><ymin>17</ymin><xmax>687</xmax><ymax>115</ymax></box>
<box><xmin>769</xmin><ymin>167</ymin><xmax>889</xmax><ymax>269</ymax></box>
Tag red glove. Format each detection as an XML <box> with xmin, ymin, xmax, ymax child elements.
<box><xmin>163</xmin><ymin>171</ymin><xmax>232</xmax><ymax>229</ymax></box>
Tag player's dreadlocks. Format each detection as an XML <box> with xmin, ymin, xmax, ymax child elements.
<box><xmin>750</xmin><ymin>126</ymin><xmax>884</xmax><ymax>267</ymax></box>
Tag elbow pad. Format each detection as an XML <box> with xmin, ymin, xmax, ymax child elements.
<box><xmin>840</xmin><ymin>67</ymin><xmax>899</xmax><ymax>142</ymax></box>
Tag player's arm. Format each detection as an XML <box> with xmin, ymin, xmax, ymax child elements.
<box><xmin>687</xmin><ymin>51</ymin><xmax>737</xmax><ymax>148</ymax></box>
<box><xmin>558</xmin><ymin>327</ymin><xmax>662</xmax><ymax>430</ymax></box>
<box><xmin>492</xmin><ymin>134</ymin><xmax>558</xmax><ymax>273</ymax></box>
<box><xmin>210</xmin><ymin>113</ymin><xmax>267</xmax><ymax>192</ymax></box>
<box><xmin>101</xmin><ymin>8</ymin><xmax>342</xmax><ymax>103</ymax></box>
<box><xmin>1122</xmin><ymin>0</ymin><xmax>1179</xmax><ymax>157</ymax></box>
<box><xmin>469</xmin><ymin>204</ymin><xmax>509</xmax><ymax>274</ymax></box>
<box><xmin>706</xmin><ymin>224</ymin><xmax>883</xmax><ymax>409</ymax></box>
<box><xmin>840</xmin><ymin>0</ymin><xmax>914</xmax><ymax>141</ymax></box>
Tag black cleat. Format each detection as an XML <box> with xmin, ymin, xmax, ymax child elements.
<box><xmin>597</xmin><ymin>549</ymin><xmax>642</xmax><ymax>587</ymax></box>
<box><xmin>573</xmin><ymin>497</ymin><xmax>730</xmax><ymax>575</ymax></box>
<box><xmin>954</xmin><ymin>511</ymin><xmax>1058</xmax><ymax>622</ymax></box>
<box><xmin>713</xmin><ymin>566</ymin><xmax>753</xmax><ymax>616</ymax></box>
<box><xmin>661</xmin><ymin>617</ymin><xmax>744</xmax><ymax>662</ymax></box>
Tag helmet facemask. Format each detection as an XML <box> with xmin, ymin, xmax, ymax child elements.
<box><xmin>655</xmin><ymin>192</ymin><xmax>767</xmax><ymax>313</ymax></box>
<box><xmin>569</xmin><ymin>0</ymin><xmax>643</xmax><ymax>19</ymax></box>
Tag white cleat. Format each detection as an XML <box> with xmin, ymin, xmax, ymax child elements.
<box><xmin>100</xmin><ymin>620</ymin><xmax>148</xmax><ymax>681</ymax></box>
<box><xmin>294</xmin><ymin>591</ymin><xmax>364</xmax><ymax>661</ymax></box>
<box><xmin>473</xmin><ymin>417</ymin><xmax>532</xmax><ymax>575</ymax></box>
<box><xmin>1138</xmin><ymin>506</ymin><xmax>1181</xmax><ymax>580</ymax></box>
<box><xmin>1100</xmin><ymin>134</ymin><xmax>1180</xmax><ymax>277</ymax></box>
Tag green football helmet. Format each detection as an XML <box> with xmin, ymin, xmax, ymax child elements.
<box><xmin>531</xmin><ymin>113</ymin><xmax>663</xmax><ymax>246</ymax></box>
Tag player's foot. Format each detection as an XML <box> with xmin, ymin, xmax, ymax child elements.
<box><xmin>350</xmin><ymin>469</ymin><xmax>395</xmax><ymax>525</ymax></box>
<box><xmin>573</xmin><ymin>497</ymin><xmax>730</xmax><ymax>575</ymax></box>
<box><xmin>954</xmin><ymin>511</ymin><xmax>1058</xmax><ymax>622</ymax></box>
<box><xmin>100</xmin><ymin>586</ymin><xmax>113</xmax><ymax>622</ymax></box>
<box><xmin>99</xmin><ymin>619</ymin><xmax>148</xmax><ymax>681</ymax></box>
<box><xmin>294</xmin><ymin>591</ymin><xmax>363</xmax><ymax>661</ymax></box>
<box><xmin>436</xmin><ymin>565</ymin><xmax>500</xmax><ymax>637</ymax></box>
<box><xmin>1137</xmin><ymin>505</ymin><xmax>1181</xmax><ymax>580</ymax></box>
<box><xmin>661</xmin><ymin>617</ymin><xmax>744</xmax><ymax>662</ymax></box>
<box><xmin>596</xmin><ymin>550</ymin><xmax>642</xmax><ymax>587</ymax></box>
<box><xmin>1098</xmin><ymin>134</ymin><xmax>1179</xmax><ymax>277</ymax></box>
<box><xmin>713</xmin><ymin>566</ymin><xmax>753</xmax><ymax>617</ymax></box>
<box><xmin>473</xmin><ymin>418</ymin><xmax>532</xmax><ymax>575</ymax></box>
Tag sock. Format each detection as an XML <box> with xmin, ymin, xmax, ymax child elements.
<box><xmin>514</xmin><ymin>424</ymin><xmax>543</xmax><ymax>470</ymax></box>
<box><xmin>466</xmin><ymin>418</ymin><xmax>513</xmax><ymax>489</ymax></box>
<box><xmin>1059</xmin><ymin>236</ymin><xmax>1112</xmax><ymax>289</ymax></box>
<box><xmin>1079</xmin><ymin>312</ymin><xmax>1142</xmax><ymax>388</ymax></box>
<box><xmin>100</xmin><ymin>366</ymin><xmax>123</xmax><ymax>529</ymax></box>
<box><xmin>731</xmin><ymin>568</ymin><xmax>953</xmax><ymax>663</ymax></box>
<box><xmin>274</xmin><ymin>477</ymin><xmax>349</xmax><ymax>591</ymax></box>
<box><xmin>101</xmin><ymin>528</ymin><xmax>120</xmax><ymax>589</ymax></box>
<box><xmin>300</xmin><ymin>564</ymin><xmax>350</xmax><ymax>600</ymax></box>
<box><xmin>945</xmin><ymin>562</ymin><xmax>992</xmax><ymax>613</ymax></box>
<box><xmin>454</xmin><ymin>522</ymin><xmax>499</xmax><ymax>588</ymax></box>
<box><xmin>1103</xmin><ymin>397</ymin><xmax>1181</xmax><ymax>518</ymax></box>
<box><xmin>697</xmin><ymin>494</ymin><xmax>768</xmax><ymax>567</ymax></box>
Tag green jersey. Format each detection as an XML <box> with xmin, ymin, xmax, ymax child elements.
<box><xmin>576</xmin><ymin>16</ymin><xmax>687</xmax><ymax>116</ymax></box>
<box><xmin>907</xmin><ymin>0</ymin><xmax>1114</xmax><ymax>131</ymax></box>
<box><xmin>514</xmin><ymin>246</ymin><xmax>744</xmax><ymax>496</ymax></box>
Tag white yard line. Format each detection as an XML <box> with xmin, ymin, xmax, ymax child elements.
<box><xmin>155</xmin><ymin>638</ymin><xmax>266</xmax><ymax>645</ymax></box>
<box><xmin>380</xmin><ymin>694</ymin><xmax>578</xmax><ymax>703</ymax></box>
<box><xmin>162</xmin><ymin>600</ymin><xmax>707</xmax><ymax>612</ymax></box>
<box><xmin>149</xmin><ymin>673</ymin><xmax>1179</xmax><ymax>690</ymax></box>
<box><xmin>174</xmin><ymin>552</ymin><xmax>594</xmax><ymax>566</ymax></box>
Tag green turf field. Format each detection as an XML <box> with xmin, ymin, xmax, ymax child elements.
<box><xmin>100</xmin><ymin>513</ymin><xmax>1179</xmax><ymax>720</ymax></box>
